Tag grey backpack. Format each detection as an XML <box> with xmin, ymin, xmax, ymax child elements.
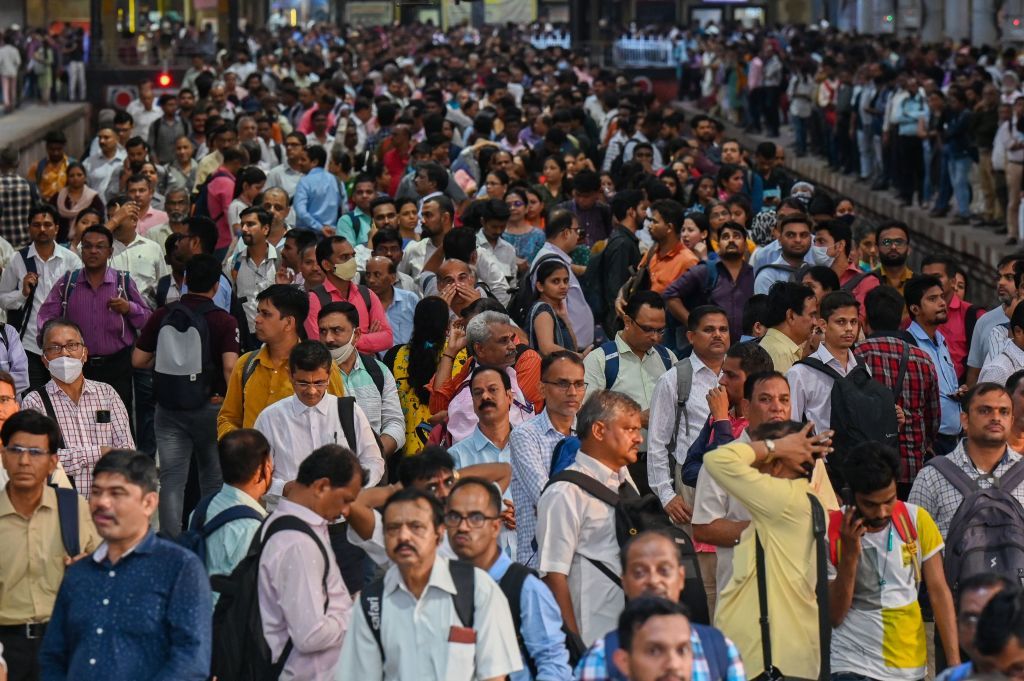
<box><xmin>154</xmin><ymin>300</ymin><xmax>217</xmax><ymax>410</ymax></box>
<box><xmin>927</xmin><ymin>456</ymin><xmax>1024</xmax><ymax>596</ymax></box>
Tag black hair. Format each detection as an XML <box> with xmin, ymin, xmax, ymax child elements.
<box><xmin>764</xmin><ymin>282</ymin><xmax>816</xmax><ymax>328</ymax></box>
<box><xmin>624</xmin><ymin>290</ymin><xmax>665</xmax><ymax>319</ymax></box>
<box><xmin>239</xmin><ymin>205</ymin><xmax>272</xmax><ymax>228</ymax></box>
<box><xmin>424</xmin><ymin>194</ymin><xmax>455</xmax><ymax>222</ymax></box>
<box><xmin>442</xmin><ymin>227</ymin><xmax>477</xmax><ymax>263</ymax></box>
<box><xmin>540</xmin><ymin>349</ymin><xmax>584</xmax><ymax>378</ymax></box>
<box><xmin>861</xmin><ymin>285</ymin><xmax>903</xmax><ymax>332</ymax></box>
<box><xmin>369</xmin><ymin>195</ymin><xmax>396</xmax><ymax>214</ymax></box>
<box><xmin>687</xmin><ymin>304</ymin><xmax>728</xmax><ymax>332</ymax></box>
<box><xmin>218</xmin><ymin>428</ymin><xmax>271</xmax><ymax>485</ymax></box>
<box><xmin>93</xmin><ymin>449</ymin><xmax>159</xmax><ymax>494</ymax></box>
<box><xmin>256</xmin><ymin>284</ymin><xmax>310</xmax><ymax>334</ymax></box>
<box><xmin>470</xmin><ymin>364</ymin><xmax>512</xmax><ymax>391</ymax></box>
<box><xmin>573</xmin><ymin>169</ymin><xmax>600</xmax><ymax>194</ymax></box>
<box><xmin>535</xmin><ymin>258</ymin><xmax>569</xmax><ymax>288</ymax></box>
<box><xmin>617</xmin><ymin>597</ymin><xmax>691</xmax><ymax>652</ymax></box>
<box><xmin>186</xmin><ymin>217</ymin><xmax>220</xmax><ymax>255</ymax></box>
<box><xmin>81</xmin><ymin>224</ymin><xmax>114</xmax><ymax>248</ymax></box>
<box><xmin>233</xmin><ymin>167</ymin><xmax>268</xmax><ymax>200</ymax></box>
<box><xmin>545</xmin><ymin>209</ymin><xmax>576</xmax><ymax>240</ymax></box>
<box><xmin>305</xmin><ymin>145</ymin><xmax>327</xmax><ymax>168</ymax></box>
<box><xmin>815</xmin><ymin>219</ymin><xmax>853</xmax><ymax>257</ymax></box>
<box><xmin>819</xmin><ymin>290</ymin><xmax>859</xmax><ymax>322</ymax></box>
<box><xmin>448</xmin><ymin>476</ymin><xmax>503</xmax><ymax>516</ymax></box>
<box><xmin>651</xmin><ymin>199</ymin><xmax>685</xmax><ymax>234</ymax></box>
<box><xmin>28</xmin><ymin>203</ymin><xmax>60</xmax><ymax>225</ymax></box>
<box><xmin>288</xmin><ymin>340</ymin><xmax>333</xmax><ymax>374</ymax></box>
<box><xmin>715</xmin><ymin>163</ymin><xmax>745</xmax><ymax>192</ymax></box>
<box><xmin>742</xmin><ymin>294</ymin><xmax>770</xmax><ymax>336</ymax></box>
<box><xmin>1</xmin><ymin>410</ymin><xmax>62</xmax><ymax>454</ymax></box>
<box><xmin>397</xmin><ymin>446</ymin><xmax>455</xmax><ymax>487</ymax></box>
<box><xmin>806</xmin><ymin>193</ymin><xmax>836</xmax><ymax>217</ymax></box>
<box><xmin>963</xmin><ymin>382</ymin><xmax>1010</xmax><ymax>412</ymax></box>
<box><xmin>319</xmin><ymin>301</ymin><xmax>360</xmax><ymax>329</ymax></box>
<box><xmin>315</xmin><ymin>236</ymin><xmax>351</xmax><ymax>273</ymax></box>
<box><xmin>382</xmin><ymin>486</ymin><xmax>445</xmax><ymax>528</ymax></box>
<box><xmin>184</xmin><ymin>253</ymin><xmax>222</xmax><ymax>293</ymax></box>
<box><xmin>295</xmin><ymin>444</ymin><xmax>364</xmax><ymax>488</ymax></box>
<box><xmin>874</xmin><ymin>219</ymin><xmax>911</xmax><ymax>245</ymax></box>
<box><xmin>418</xmin><ymin>161</ymin><xmax>449</xmax><ymax>191</ymax></box>
<box><xmin>749</xmin><ymin>419</ymin><xmax>806</xmax><ymax>440</ymax></box>
<box><xmin>1010</xmin><ymin>299</ymin><xmax>1024</xmax><ymax>335</ymax></box>
<box><xmin>481</xmin><ymin>198</ymin><xmax>511</xmax><ymax>222</ymax></box>
<box><xmin>743</xmin><ymin>369</ymin><xmax>788</xmax><ymax>401</ymax></box>
<box><xmin>407</xmin><ymin>297</ymin><xmax>451</xmax><ymax>404</ymax></box>
<box><xmin>904</xmin><ymin>275</ymin><xmax>944</xmax><ymax>315</ymax></box>
<box><xmin>841</xmin><ymin>442</ymin><xmax>900</xmax><ymax>495</ymax></box>
<box><xmin>802</xmin><ymin>265</ymin><xmax>840</xmax><ymax>294</ymax></box>
<box><xmin>610</xmin><ymin>189</ymin><xmax>644</xmax><ymax>221</ymax></box>
<box><xmin>371</xmin><ymin>228</ymin><xmax>402</xmax><ymax>251</ymax></box>
<box><xmin>1008</xmin><ymin>369</ymin><xmax>1024</xmax><ymax>396</ymax></box>
<box><xmin>725</xmin><ymin>341</ymin><xmax>774</xmax><ymax>375</ymax></box>
<box><xmin>975</xmin><ymin>588</ymin><xmax>1024</xmax><ymax>657</ymax></box>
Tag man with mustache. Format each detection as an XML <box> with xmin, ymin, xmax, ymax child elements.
<box><xmin>753</xmin><ymin>213</ymin><xmax>813</xmax><ymax>295</ymax></box>
<box><xmin>574</xmin><ymin>530</ymin><xmax>745</xmax><ymax>681</ymax></box>
<box><xmin>338</xmin><ymin>486</ymin><xmax>521</xmax><ymax>681</ymax></box>
<box><xmin>874</xmin><ymin>221</ymin><xmax>915</xmax><ymax>294</ymax></box>
<box><xmin>612</xmin><ymin>598</ymin><xmax>694</xmax><ymax>681</ymax></box>
<box><xmin>228</xmin><ymin>207</ymin><xmax>279</xmax><ymax>350</ymax></box>
<box><xmin>828</xmin><ymin>442</ymin><xmax>960</xmax><ymax>680</ymax></box>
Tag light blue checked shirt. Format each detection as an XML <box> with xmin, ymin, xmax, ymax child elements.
<box><xmin>510</xmin><ymin>409</ymin><xmax>574</xmax><ymax>569</ymax></box>
<box><xmin>450</xmin><ymin>425</ymin><xmax>516</xmax><ymax>559</ymax></box>
<box><xmin>574</xmin><ymin>625</ymin><xmax>746</xmax><ymax>681</ymax></box>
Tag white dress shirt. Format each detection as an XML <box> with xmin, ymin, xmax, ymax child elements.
<box><xmin>476</xmin><ymin>230</ymin><xmax>518</xmax><ymax>283</ymax></box>
<box><xmin>398</xmin><ymin>238</ymin><xmax>437</xmax><ymax>279</ymax></box>
<box><xmin>786</xmin><ymin>343</ymin><xmax>859</xmax><ymax>431</ymax></box>
<box><xmin>0</xmin><ymin>244</ymin><xmax>82</xmax><ymax>354</ymax></box>
<box><xmin>536</xmin><ymin>451</ymin><xmax>636</xmax><ymax>646</ymax></box>
<box><xmin>646</xmin><ymin>353</ymin><xmax>722</xmax><ymax>507</ymax></box>
<box><xmin>110</xmin><ymin>233</ymin><xmax>168</xmax><ymax>308</ymax></box>
<box><xmin>83</xmin><ymin>150</ymin><xmax>126</xmax><ymax>198</ymax></box>
<box><xmin>979</xmin><ymin>339</ymin><xmax>1024</xmax><ymax>385</ymax></box>
<box><xmin>227</xmin><ymin>244</ymin><xmax>279</xmax><ymax>333</ymax></box>
<box><xmin>253</xmin><ymin>394</ymin><xmax>385</xmax><ymax>509</ymax></box>
<box><xmin>336</xmin><ymin>556</ymin><xmax>522</xmax><ymax>681</ymax></box>
<box><xmin>259</xmin><ymin>499</ymin><xmax>352</xmax><ymax>681</ymax></box>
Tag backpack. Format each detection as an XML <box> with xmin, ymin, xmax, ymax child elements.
<box><xmin>154</xmin><ymin>300</ymin><xmax>218</xmax><ymax>410</ymax></box>
<box><xmin>155</xmin><ymin>275</ymin><xmax>174</xmax><ymax>308</ymax></box>
<box><xmin>28</xmin><ymin>387</ymin><xmax>67</xmax><ymax>451</ymax></box>
<box><xmin>754</xmin><ymin>261</ymin><xmax>798</xmax><ymax>283</ymax></box>
<box><xmin>50</xmin><ymin>482</ymin><xmax>81</xmax><ymax>557</ymax></box>
<box><xmin>359</xmin><ymin>559</ymin><xmax>475</xmax><ymax>660</ymax></box>
<box><xmin>210</xmin><ymin>515</ymin><xmax>331</xmax><ymax>681</ymax></box>
<box><xmin>795</xmin><ymin>356</ymin><xmax>900</xmax><ymax>484</ymax></box>
<box><xmin>926</xmin><ymin>456</ymin><xmax>1024</xmax><ymax>596</ymax></box>
<box><xmin>681</xmin><ymin>262</ymin><xmax>721</xmax><ymax>313</ymax></box>
<box><xmin>498</xmin><ymin>562</ymin><xmax>587</xmax><ymax>676</ymax></box>
<box><xmin>664</xmin><ymin>360</ymin><xmax>696</xmax><ymax>479</ymax></box>
<box><xmin>175</xmin><ymin>492</ymin><xmax>264</xmax><ymax>567</ymax></box>
<box><xmin>602</xmin><ymin>624</ymin><xmax>730</xmax><ymax>681</ymax></box>
<box><xmin>193</xmin><ymin>169</ymin><xmax>232</xmax><ymax>222</ymax></box>
<box><xmin>57</xmin><ymin>269</ymin><xmax>133</xmax><ymax>319</ymax></box>
<box><xmin>8</xmin><ymin>247</ymin><xmax>37</xmax><ymax>337</ymax></box>
<box><xmin>312</xmin><ymin>283</ymin><xmax>373</xmax><ymax>320</ymax></box>
<box><xmin>840</xmin><ymin>270</ymin><xmax>879</xmax><ymax>293</ymax></box>
<box><xmin>827</xmin><ymin>500</ymin><xmax>920</xmax><ymax>582</ymax></box>
<box><xmin>541</xmin><ymin>470</ymin><xmax>710</xmax><ymax>625</ymax></box>
<box><xmin>549</xmin><ymin>435</ymin><xmax>581</xmax><ymax>477</ymax></box>
<box><xmin>509</xmin><ymin>253</ymin><xmax>564</xmax><ymax>327</ymax></box>
<box><xmin>599</xmin><ymin>340</ymin><xmax>671</xmax><ymax>390</ymax></box>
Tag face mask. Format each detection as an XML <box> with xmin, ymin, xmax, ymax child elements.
<box><xmin>330</xmin><ymin>340</ymin><xmax>356</xmax><ymax>365</ymax></box>
<box><xmin>642</xmin><ymin>207</ymin><xmax>653</xmax><ymax>232</ymax></box>
<box><xmin>810</xmin><ymin>245</ymin><xmax>835</xmax><ymax>267</ymax></box>
<box><xmin>48</xmin><ymin>356</ymin><xmax>83</xmax><ymax>384</ymax></box>
<box><xmin>334</xmin><ymin>258</ymin><xmax>358</xmax><ymax>281</ymax></box>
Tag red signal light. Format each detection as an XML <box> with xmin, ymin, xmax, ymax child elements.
<box><xmin>157</xmin><ymin>73</ymin><xmax>172</xmax><ymax>88</ymax></box>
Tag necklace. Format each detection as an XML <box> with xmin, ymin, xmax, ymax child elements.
<box><xmin>876</xmin><ymin>525</ymin><xmax>894</xmax><ymax>588</ymax></box>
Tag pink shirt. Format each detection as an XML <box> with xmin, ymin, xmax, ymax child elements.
<box><xmin>207</xmin><ymin>167</ymin><xmax>236</xmax><ymax>250</ymax></box>
<box><xmin>939</xmin><ymin>294</ymin><xmax>980</xmax><ymax>378</ymax></box>
<box><xmin>839</xmin><ymin>263</ymin><xmax>880</xmax><ymax>323</ymax></box>
<box><xmin>137</xmin><ymin>208</ymin><xmax>169</xmax><ymax>236</ymax></box>
<box><xmin>304</xmin><ymin>278</ymin><xmax>394</xmax><ymax>353</ymax></box>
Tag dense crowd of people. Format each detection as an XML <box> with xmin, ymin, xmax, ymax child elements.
<box><xmin>2</xmin><ymin>18</ymin><xmax>1024</xmax><ymax>681</ymax></box>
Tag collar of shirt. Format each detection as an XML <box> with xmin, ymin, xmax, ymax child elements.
<box><xmin>536</xmin><ymin>408</ymin><xmax>574</xmax><ymax>438</ymax></box>
<box><xmin>216</xmin><ymin>483</ymin><xmax>268</xmax><ymax>516</ymax></box>
<box><xmin>243</xmin><ymin>242</ymin><xmax>279</xmax><ymax>264</ymax></box>
<box><xmin>649</xmin><ymin>241</ymin><xmax>685</xmax><ymax>265</ymax></box>
<box><xmin>811</xmin><ymin>343</ymin><xmax>858</xmax><ymax>372</ymax></box>
<box><xmin>93</xmin><ymin>529</ymin><xmax>158</xmax><ymax>564</ymax></box>
<box><xmin>385</xmin><ymin>555</ymin><xmax>459</xmax><ymax>600</ymax></box>
<box><xmin>688</xmin><ymin>351</ymin><xmax>718</xmax><ymax>377</ymax></box>
<box><xmin>950</xmin><ymin>440</ymin><xmax>1020</xmax><ymax>473</ymax></box>
<box><xmin>762</xmin><ymin>327</ymin><xmax>801</xmax><ymax>357</ymax></box>
<box><xmin>78</xmin><ymin>266</ymin><xmax>121</xmax><ymax>290</ymax></box>
<box><xmin>28</xmin><ymin>243</ymin><xmax>73</xmax><ymax>263</ymax></box>
<box><xmin>466</xmin><ymin>425</ymin><xmax>508</xmax><ymax>454</ymax></box>
<box><xmin>289</xmin><ymin>393</ymin><xmax>331</xmax><ymax>418</ymax></box>
<box><xmin>47</xmin><ymin>377</ymin><xmax>103</xmax><ymax>400</ymax></box>
<box><xmin>948</xmin><ymin>294</ymin><xmax>965</xmax><ymax>313</ymax></box>
<box><xmin>254</xmin><ymin>345</ymin><xmax>287</xmax><ymax>372</ymax></box>
<box><xmin>908</xmin><ymin>321</ymin><xmax>947</xmax><ymax>348</ymax></box>
<box><xmin>487</xmin><ymin>551</ymin><xmax>513</xmax><ymax>582</ymax></box>
<box><xmin>339</xmin><ymin>353</ymin><xmax>367</xmax><ymax>379</ymax></box>
<box><xmin>0</xmin><ymin>484</ymin><xmax>56</xmax><ymax>519</ymax></box>
<box><xmin>574</xmin><ymin>450</ymin><xmax>630</xmax><ymax>490</ymax></box>
<box><xmin>215</xmin><ymin>165</ymin><xmax>237</xmax><ymax>181</ymax></box>
<box><xmin>275</xmin><ymin>497</ymin><xmax>327</xmax><ymax>529</ymax></box>
<box><xmin>614</xmin><ymin>331</ymin><xmax>655</xmax><ymax>361</ymax></box>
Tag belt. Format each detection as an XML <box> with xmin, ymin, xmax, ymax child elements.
<box><xmin>0</xmin><ymin>622</ymin><xmax>47</xmax><ymax>639</ymax></box>
<box><xmin>87</xmin><ymin>347</ymin><xmax>131</xmax><ymax>367</ymax></box>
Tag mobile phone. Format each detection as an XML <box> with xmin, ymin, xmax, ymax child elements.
<box><xmin>96</xmin><ymin>410</ymin><xmax>111</xmax><ymax>424</ymax></box>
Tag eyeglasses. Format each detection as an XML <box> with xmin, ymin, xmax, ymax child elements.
<box><xmin>880</xmin><ymin>238</ymin><xmax>907</xmax><ymax>248</ymax></box>
<box><xmin>629</xmin><ymin>318</ymin><xmax>666</xmax><ymax>335</ymax></box>
<box><xmin>443</xmin><ymin>511</ymin><xmax>500</xmax><ymax>528</ymax></box>
<box><xmin>4</xmin><ymin>445</ymin><xmax>50</xmax><ymax>458</ymax></box>
<box><xmin>506</xmin><ymin>200</ymin><xmax>524</xmax><ymax>207</ymax></box>
<box><xmin>542</xmin><ymin>380</ymin><xmax>588</xmax><ymax>393</ymax></box>
<box><xmin>43</xmin><ymin>341</ymin><xmax>84</xmax><ymax>358</ymax></box>
<box><xmin>294</xmin><ymin>380</ymin><xmax>330</xmax><ymax>390</ymax></box>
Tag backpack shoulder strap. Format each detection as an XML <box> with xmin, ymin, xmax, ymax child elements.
<box><xmin>51</xmin><ymin>485</ymin><xmax>80</xmax><ymax>557</ymax></box>
<box><xmin>0</xmin><ymin>324</ymin><xmax>8</xmax><ymax>353</ymax></box>
<box><xmin>337</xmin><ymin>396</ymin><xmax>358</xmax><ymax>453</ymax></box>
<box><xmin>894</xmin><ymin>340</ymin><xmax>911</xmax><ymax>397</ymax></box>
<box><xmin>360</xmin><ymin>576</ymin><xmax>386</xmax><ymax>659</ymax></box>
<box><xmin>498</xmin><ymin>563</ymin><xmax>531</xmax><ymax>628</ymax></box>
<box><xmin>360</xmin><ymin>354</ymin><xmax>386</xmax><ymax>395</ymax></box>
<box><xmin>263</xmin><ymin>515</ymin><xmax>330</xmax><ymax>599</ymax></box>
<box><xmin>240</xmin><ymin>351</ymin><xmax>261</xmax><ymax>390</ymax></box>
<box><xmin>809</xmin><ymin>493</ymin><xmax>831</xmax><ymax>679</ymax></box>
<box><xmin>693</xmin><ymin>624</ymin><xmax>728</xmax><ymax>681</ymax></box>
<box><xmin>201</xmin><ymin>505</ymin><xmax>265</xmax><ymax>538</ymax></box>
<box><xmin>796</xmin><ymin>356</ymin><xmax>844</xmax><ymax>381</ymax></box>
<box><xmin>653</xmin><ymin>344</ymin><xmax>672</xmax><ymax>371</ymax></box>
<box><xmin>20</xmin><ymin>246</ymin><xmax>35</xmax><ymax>274</ymax></box>
<box><xmin>448</xmin><ymin>559</ymin><xmax>476</xmax><ymax>629</ymax></box>
<box><xmin>357</xmin><ymin>284</ymin><xmax>372</xmax><ymax>313</ymax></box>
<box><xmin>927</xmin><ymin>455</ymin><xmax>980</xmax><ymax>498</ymax></box>
<box><xmin>187</xmin><ymin>492</ymin><xmax>218</xmax><ymax>532</ymax></box>
<box><xmin>754</xmin><ymin>531</ymin><xmax>773</xmax><ymax>674</ymax></box>
<box><xmin>312</xmin><ymin>284</ymin><xmax>332</xmax><ymax>309</ymax></box>
<box><xmin>996</xmin><ymin>458</ymin><xmax>1024</xmax><ymax>492</ymax></box>
<box><xmin>704</xmin><ymin>261</ymin><xmax>720</xmax><ymax>294</ymax></box>
<box><xmin>666</xmin><ymin>360</ymin><xmax>695</xmax><ymax>459</ymax></box>
<box><xmin>827</xmin><ymin>509</ymin><xmax>844</xmax><ymax>566</ymax></box>
<box><xmin>891</xmin><ymin>500</ymin><xmax>918</xmax><ymax>544</ymax></box>
<box><xmin>603</xmin><ymin>630</ymin><xmax>625</xmax><ymax>680</ymax></box>
<box><xmin>155</xmin><ymin>276</ymin><xmax>171</xmax><ymax>308</ymax></box>
<box><xmin>840</xmin><ymin>271</ymin><xmax>871</xmax><ymax>293</ymax></box>
<box><xmin>600</xmin><ymin>340</ymin><xmax>620</xmax><ymax>389</ymax></box>
<box><xmin>546</xmin><ymin>469</ymin><xmax>622</xmax><ymax>507</ymax></box>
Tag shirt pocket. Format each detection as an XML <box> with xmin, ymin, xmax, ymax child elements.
<box><xmin>443</xmin><ymin>641</ymin><xmax>476</xmax><ymax>681</ymax></box>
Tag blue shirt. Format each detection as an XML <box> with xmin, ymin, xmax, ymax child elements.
<box><xmin>190</xmin><ymin>484</ymin><xmax>266</xmax><ymax>588</ymax></box>
<box><xmin>181</xmin><ymin>272</ymin><xmax>233</xmax><ymax>312</ymax></box>
<box><xmin>450</xmin><ymin>425</ymin><xmax>516</xmax><ymax>558</ymax></box>
<box><xmin>294</xmin><ymin>166</ymin><xmax>340</xmax><ymax>231</ymax></box>
<box><xmin>909</xmin><ymin>322</ymin><xmax>961</xmax><ymax>435</ymax></box>
<box><xmin>487</xmin><ymin>552</ymin><xmax>572</xmax><ymax>681</ymax></box>
<box><xmin>336</xmin><ymin>207</ymin><xmax>372</xmax><ymax>246</ymax></box>
<box><xmin>384</xmin><ymin>286</ymin><xmax>419</xmax><ymax>347</ymax></box>
<box><xmin>0</xmin><ymin>321</ymin><xmax>29</xmax><ymax>396</ymax></box>
<box><xmin>39</xmin><ymin>530</ymin><xmax>212</xmax><ymax>681</ymax></box>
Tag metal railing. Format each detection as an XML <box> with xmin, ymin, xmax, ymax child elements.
<box><xmin>611</xmin><ymin>37</ymin><xmax>683</xmax><ymax>68</ymax></box>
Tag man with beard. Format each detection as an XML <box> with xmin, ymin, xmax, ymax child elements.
<box><xmin>690</xmin><ymin>115</ymin><xmax>721</xmax><ymax>176</ymax></box>
<box><xmin>338</xmin><ymin>487</ymin><xmax>521</xmax><ymax>680</ymax></box>
<box><xmin>828</xmin><ymin>442</ymin><xmax>960</xmax><ymax>680</ymax></box>
<box><xmin>664</xmin><ymin>221</ymin><xmax>754</xmax><ymax>343</ymax></box>
<box><xmin>265</xmin><ymin>132</ymin><xmax>308</xmax><ymax>199</ymax></box>
<box><xmin>754</xmin><ymin>214</ymin><xmax>812</xmax><ymax>295</ymax></box>
<box><xmin>400</xmin><ymin>194</ymin><xmax>452</xmax><ymax>279</ymax></box>
<box><xmin>104</xmin><ymin>137</ymin><xmax>152</xmax><ymax>203</ymax></box>
<box><xmin>573</xmin><ymin>530</ymin><xmax>744</xmax><ymax>681</ymax></box>
<box><xmin>228</xmin><ymin>207</ymin><xmax>279</xmax><ymax>350</ymax></box>
<box><xmin>874</xmin><ymin>221</ymin><xmax>916</xmax><ymax>294</ymax></box>
<box><xmin>967</xmin><ymin>256</ymin><xmax>1024</xmax><ymax>386</ymax></box>
<box><xmin>906</xmin><ymin>275</ymin><xmax>966</xmax><ymax>456</ymax></box>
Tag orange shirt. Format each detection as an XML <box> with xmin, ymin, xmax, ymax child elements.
<box><xmin>645</xmin><ymin>242</ymin><xmax>699</xmax><ymax>293</ymax></box>
<box><xmin>429</xmin><ymin>349</ymin><xmax>544</xmax><ymax>414</ymax></box>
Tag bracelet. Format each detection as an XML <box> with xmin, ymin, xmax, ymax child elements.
<box><xmin>443</xmin><ymin>354</ymin><xmax>457</xmax><ymax>360</ymax></box>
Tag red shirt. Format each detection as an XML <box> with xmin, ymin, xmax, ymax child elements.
<box><xmin>382</xmin><ymin>147</ymin><xmax>410</xmax><ymax>197</ymax></box>
<box><xmin>939</xmin><ymin>294</ymin><xmax>983</xmax><ymax>378</ymax></box>
<box><xmin>304</xmin><ymin>278</ymin><xmax>394</xmax><ymax>354</ymax></box>
<box><xmin>206</xmin><ymin>167</ymin><xmax>236</xmax><ymax>250</ymax></box>
<box><xmin>838</xmin><ymin>263</ymin><xmax>880</xmax><ymax>322</ymax></box>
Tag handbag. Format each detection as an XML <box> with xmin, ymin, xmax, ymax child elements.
<box><xmin>751</xmin><ymin>493</ymin><xmax>830</xmax><ymax>681</ymax></box>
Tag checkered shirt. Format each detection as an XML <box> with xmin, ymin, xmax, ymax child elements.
<box><xmin>0</xmin><ymin>172</ymin><xmax>37</xmax><ymax>248</ymax></box>
<box><xmin>575</xmin><ymin>626</ymin><xmax>747</xmax><ymax>681</ymax></box>
<box><xmin>853</xmin><ymin>336</ymin><xmax>941</xmax><ymax>483</ymax></box>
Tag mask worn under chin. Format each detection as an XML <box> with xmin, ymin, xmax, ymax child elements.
<box><xmin>810</xmin><ymin>245</ymin><xmax>836</xmax><ymax>267</ymax></box>
<box><xmin>334</xmin><ymin>258</ymin><xmax>358</xmax><ymax>281</ymax></box>
<box><xmin>330</xmin><ymin>341</ymin><xmax>356</xmax><ymax>365</ymax></box>
<box><xmin>48</xmin><ymin>356</ymin><xmax>83</xmax><ymax>384</ymax></box>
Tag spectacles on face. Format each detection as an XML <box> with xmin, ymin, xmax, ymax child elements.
<box><xmin>4</xmin><ymin>445</ymin><xmax>50</xmax><ymax>458</ymax></box>
<box><xmin>629</xmin><ymin>318</ymin><xmax>666</xmax><ymax>336</ymax></box>
<box><xmin>294</xmin><ymin>380</ymin><xmax>330</xmax><ymax>390</ymax></box>
<box><xmin>542</xmin><ymin>380</ymin><xmax>588</xmax><ymax>393</ymax></box>
<box><xmin>443</xmin><ymin>511</ymin><xmax>500</xmax><ymax>528</ymax></box>
<box><xmin>507</xmin><ymin>200</ymin><xmax>524</xmax><ymax>207</ymax></box>
<box><xmin>43</xmin><ymin>341</ymin><xmax>84</xmax><ymax>358</ymax></box>
<box><xmin>880</xmin><ymin>238</ymin><xmax>907</xmax><ymax>249</ymax></box>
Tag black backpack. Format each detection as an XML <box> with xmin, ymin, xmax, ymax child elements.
<box><xmin>541</xmin><ymin>470</ymin><xmax>709</xmax><ymax>625</ymax></box>
<box><xmin>210</xmin><ymin>515</ymin><xmax>331</xmax><ymax>681</ymax></box>
<box><xmin>795</xmin><ymin>356</ymin><xmax>900</xmax><ymax>485</ymax></box>
<box><xmin>173</xmin><ymin>492</ymin><xmax>264</xmax><ymax>566</ymax></box>
<box><xmin>8</xmin><ymin>247</ymin><xmax>37</xmax><ymax>337</ymax></box>
<box><xmin>154</xmin><ymin>300</ymin><xmax>218</xmax><ymax>410</ymax></box>
<box><xmin>498</xmin><ymin>561</ymin><xmax>587</xmax><ymax>675</ymax></box>
<box><xmin>193</xmin><ymin>169</ymin><xmax>232</xmax><ymax>222</ymax></box>
<box><xmin>509</xmin><ymin>253</ymin><xmax>563</xmax><ymax>327</ymax></box>
<box><xmin>359</xmin><ymin>559</ymin><xmax>475</xmax><ymax>660</ymax></box>
<box><xmin>312</xmin><ymin>283</ymin><xmax>373</xmax><ymax>319</ymax></box>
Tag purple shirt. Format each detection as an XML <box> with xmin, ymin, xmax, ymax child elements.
<box><xmin>662</xmin><ymin>261</ymin><xmax>754</xmax><ymax>343</ymax></box>
<box><xmin>37</xmin><ymin>267</ymin><xmax>151</xmax><ymax>356</ymax></box>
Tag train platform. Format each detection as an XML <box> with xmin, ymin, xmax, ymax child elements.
<box><xmin>0</xmin><ymin>103</ymin><xmax>91</xmax><ymax>176</ymax></box>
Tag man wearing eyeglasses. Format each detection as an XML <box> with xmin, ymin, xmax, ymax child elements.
<box><xmin>22</xmin><ymin>319</ymin><xmax>134</xmax><ymax>498</ymax></box>
<box><xmin>0</xmin><ymin>410</ymin><xmax>100</xmax><ymax>681</ymax></box>
<box><xmin>874</xmin><ymin>221</ymin><xmax>916</xmax><ymax>295</ymax></box>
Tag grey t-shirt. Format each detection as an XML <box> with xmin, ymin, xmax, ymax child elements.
<box><xmin>968</xmin><ymin>306</ymin><xmax>1008</xmax><ymax>369</ymax></box>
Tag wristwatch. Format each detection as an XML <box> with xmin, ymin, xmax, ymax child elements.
<box><xmin>763</xmin><ymin>439</ymin><xmax>776</xmax><ymax>464</ymax></box>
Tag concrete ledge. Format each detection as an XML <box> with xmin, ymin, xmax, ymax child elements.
<box><xmin>0</xmin><ymin>104</ymin><xmax>91</xmax><ymax>176</ymax></box>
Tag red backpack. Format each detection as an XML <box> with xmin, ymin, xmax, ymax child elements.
<box><xmin>827</xmin><ymin>500</ymin><xmax>920</xmax><ymax>580</ymax></box>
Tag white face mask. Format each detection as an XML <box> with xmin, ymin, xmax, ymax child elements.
<box><xmin>330</xmin><ymin>340</ymin><xmax>356</xmax><ymax>365</ymax></box>
<box><xmin>334</xmin><ymin>258</ymin><xmax>358</xmax><ymax>282</ymax></box>
<box><xmin>810</xmin><ymin>245</ymin><xmax>835</xmax><ymax>267</ymax></box>
<box><xmin>48</xmin><ymin>356</ymin><xmax>83</xmax><ymax>384</ymax></box>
